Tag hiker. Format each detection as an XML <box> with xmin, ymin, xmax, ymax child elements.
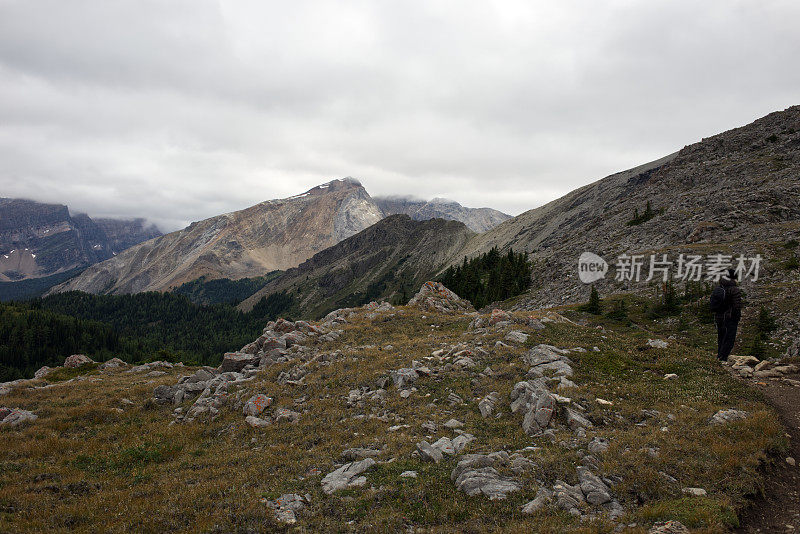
<box><xmin>710</xmin><ymin>268</ymin><xmax>743</xmax><ymax>361</ymax></box>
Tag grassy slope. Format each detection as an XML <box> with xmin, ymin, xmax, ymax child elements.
<box><xmin>0</xmin><ymin>305</ymin><xmax>785</xmax><ymax>533</ymax></box>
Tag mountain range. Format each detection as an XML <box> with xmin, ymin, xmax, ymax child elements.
<box><xmin>0</xmin><ymin>198</ymin><xmax>161</xmax><ymax>283</ymax></box>
<box><xmin>48</xmin><ymin>179</ymin><xmax>510</xmax><ymax>296</ymax></box>
<box><xmin>40</xmin><ymin>105</ymin><xmax>800</xmax><ymax>329</ymax></box>
<box><xmin>374</xmin><ymin>196</ymin><xmax>511</xmax><ymax>233</ymax></box>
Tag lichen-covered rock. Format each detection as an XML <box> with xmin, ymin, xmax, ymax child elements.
<box><xmin>407</xmin><ymin>282</ymin><xmax>474</xmax><ymax>314</ymax></box>
<box><xmin>0</xmin><ymin>407</ymin><xmax>37</xmax><ymax>426</ymax></box>
<box><xmin>243</xmin><ymin>394</ymin><xmax>272</xmax><ymax>416</ymax></box>
<box><xmin>64</xmin><ymin>354</ymin><xmax>94</xmax><ymax>368</ymax></box>
<box><xmin>34</xmin><ymin>366</ymin><xmax>55</xmax><ymax>378</ymax></box>
<box><xmin>98</xmin><ymin>358</ymin><xmax>128</xmax><ymax>371</ymax></box>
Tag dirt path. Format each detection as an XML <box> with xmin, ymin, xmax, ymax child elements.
<box><xmin>735</xmin><ymin>375</ymin><xmax>800</xmax><ymax>533</ymax></box>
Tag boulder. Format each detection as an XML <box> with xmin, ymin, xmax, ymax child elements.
<box><xmin>274</xmin><ymin>407</ymin><xmax>301</xmax><ymax>423</ymax></box>
<box><xmin>389</xmin><ymin>368</ymin><xmax>418</xmax><ymax>389</ymax></box>
<box><xmin>566</xmin><ymin>408</ymin><xmax>593</xmax><ymax>430</ymax></box>
<box><xmin>0</xmin><ymin>408</ymin><xmax>37</xmax><ymax>426</ymax></box>
<box><xmin>98</xmin><ymin>358</ymin><xmax>128</xmax><ymax>371</ymax></box>
<box><xmin>407</xmin><ymin>281</ymin><xmax>474</xmax><ymax>314</ymax></box>
<box><xmin>648</xmin><ymin>521</ymin><xmax>690</xmax><ymax>534</ymax></box>
<box><xmin>729</xmin><ymin>355</ymin><xmax>760</xmax><ymax>367</ymax></box>
<box><xmin>682</xmin><ymin>487</ymin><xmax>707</xmax><ymax>497</ymax></box>
<box><xmin>416</xmin><ymin>441</ymin><xmax>444</xmax><ymax>463</ymax></box>
<box><xmin>266</xmin><ymin>493</ymin><xmax>307</xmax><ymax>524</ymax></box>
<box><xmin>64</xmin><ymin>354</ymin><xmax>94</xmax><ymax>368</ymax></box>
<box><xmin>431</xmin><ymin>436</ymin><xmax>456</xmax><ymax>455</ymax></box>
<box><xmin>34</xmin><ymin>366</ymin><xmax>55</xmax><ymax>379</ymax></box>
<box><xmin>340</xmin><ymin>448</ymin><xmax>382</xmax><ymax>462</ymax></box>
<box><xmin>489</xmin><ymin>308</ymin><xmax>512</xmax><ymax>325</ymax></box>
<box><xmin>321</xmin><ymin>458</ymin><xmax>376</xmax><ymax>494</ymax></box>
<box><xmin>245</xmin><ymin>415</ymin><xmax>271</xmax><ymax>428</ymax></box>
<box><xmin>452</xmin><ymin>433</ymin><xmax>476</xmax><ymax>453</ymax></box>
<box><xmin>479</xmin><ymin>392</ymin><xmax>498</xmax><ymax>418</ymax></box>
<box><xmin>577</xmin><ymin>466</ymin><xmax>612</xmax><ymax>505</ymax></box>
<box><xmin>452</xmin><ymin>464</ymin><xmax>521</xmax><ymax>500</ymax></box>
<box><xmin>444</xmin><ymin>418</ymin><xmax>464</xmax><ymax>429</ymax></box>
<box><xmin>521</xmin><ymin>487</ymin><xmax>553</xmax><ymax>514</ymax></box>
<box><xmin>220</xmin><ymin>352</ymin><xmax>260</xmax><ymax>373</ymax></box>
<box><xmin>243</xmin><ymin>394</ymin><xmax>272</xmax><ymax>416</ymax></box>
<box><xmin>709</xmin><ymin>409</ymin><xmax>748</xmax><ymax>425</ymax></box>
<box><xmin>505</xmin><ymin>331</ymin><xmax>529</xmax><ymax>344</ymax></box>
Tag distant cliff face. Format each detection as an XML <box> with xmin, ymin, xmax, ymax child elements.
<box><xmin>0</xmin><ymin>198</ymin><xmax>162</xmax><ymax>282</ymax></box>
<box><xmin>238</xmin><ymin>214</ymin><xmax>474</xmax><ymax>318</ymax></box>
<box><xmin>94</xmin><ymin>218</ymin><xmax>162</xmax><ymax>253</ymax></box>
<box><xmin>50</xmin><ymin>179</ymin><xmax>384</xmax><ymax>295</ymax></box>
<box><xmin>375</xmin><ymin>197</ymin><xmax>511</xmax><ymax>233</ymax></box>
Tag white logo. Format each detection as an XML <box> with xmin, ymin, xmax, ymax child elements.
<box><xmin>578</xmin><ymin>252</ymin><xmax>608</xmax><ymax>284</ymax></box>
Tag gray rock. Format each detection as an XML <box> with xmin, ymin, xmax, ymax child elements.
<box><xmin>245</xmin><ymin>415</ymin><xmax>271</xmax><ymax>428</ymax></box>
<box><xmin>266</xmin><ymin>493</ymin><xmax>307</xmax><ymax>524</ymax></box>
<box><xmin>444</xmin><ymin>418</ymin><xmax>464</xmax><ymax>429</ymax></box>
<box><xmin>682</xmin><ymin>487</ymin><xmax>707</xmax><ymax>497</ymax></box>
<box><xmin>153</xmin><ymin>384</ymin><xmax>175</xmax><ymax>401</ymax></box>
<box><xmin>566</xmin><ymin>408</ymin><xmax>593</xmax><ymax>430</ymax></box>
<box><xmin>452</xmin><ymin>433</ymin><xmax>475</xmax><ymax>453</ymax></box>
<box><xmin>553</xmin><ymin>480</ymin><xmax>586</xmax><ymax>513</ymax></box>
<box><xmin>220</xmin><ymin>352</ymin><xmax>260</xmax><ymax>373</ymax></box>
<box><xmin>709</xmin><ymin>409</ymin><xmax>748</xmax><ymax>425</ymax></box>
<box><xmin>453</xmin><ymin>466</ymin><xmax>521</xmax><ymax>500</ymax></box>
<box><xmin>98</xmin><ymin>358</ymin><xmax>128</xmax><ymax>371</ymax></box>
<box><xmin>577</xmin><ymin>466</ymin><xmax>612</xmax><ymax>505</ymax></box>
<box><xmin>447</xmin><ymin>392</ymin><xmax>464</xmax><ymax>406</ymax></box>
<box><xmin>0</xmin><ymin>408</ymin><xmax>37</xmax><ymax>426</ymax></box>
<box><xmin>34</xmin><ymin>366</ymin><xmax>55</xmax><ymax>378</ymax></box>
<box><xmin>521</xmin><ymin>487</ymin><xmax>553</xmax><ymax>514</ymax></box>
<box><xmin>505</xmin><ymin>331</ymin><xmax>529</xmax><ymax>344</ymax></box>
<box><xmin>321</xmin><ymin>458</ymin><xmax>376</xmax><ymax>494</ymax></box>
<box><xmin>389</xmin><ymin>368</ymin><xmax>418</xmax><ymax>389</ymax></box>
<box><xmin>416</xmin><ymin>441</ymin><xmax>444</xmax><ymax>463</ymax></box>
<box><xmin>588</xmin><ymin>437</ymin><xmax>609</xmax><ymax>455</ymax></box>
<box><xmin>399</xmin><ymin>470</ymin><xmax>418</xmax><ymax>478</ymax></box>
<box><xmin>340</xmin><ymin>448</ymin><xmax>382</xmax><ymax>462</ymax></box>
<box><xmin>274</xmin><ymin>407</ymin><xmax>301</xmax><ymax>423</ymax></box>
<box><xmin>479</xmin><ymin>392</ymin><xmax>498</xmax><ymax>418</ymax></box>
<box><xmin>431</xmin><ymin>436</ymin><xmax>455</xmax><ymax>455</ymax></box>
<box><xmin>524</xmin><ymin>345</ymin><xmax>574</xmax><ymax>377</ymax></box>
<box><xmin>648</xmin><ymin>521</ymin><xmax>690</xmax><ymax>534</ymax></box>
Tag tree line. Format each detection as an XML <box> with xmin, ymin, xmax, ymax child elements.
<box><xmin>439</xmin><ymin>247</ymin><xmax>532</xmax><ymax>309</ymax></box>
<box><xmin>0</xmin><ymin>290</ymin><xmax>294</xmax><ymax>381</ymax></box>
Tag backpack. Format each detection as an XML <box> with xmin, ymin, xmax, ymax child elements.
<box><xmin>709</xmin><ymin>285</ymin><xmax>729</xmax><ymax>314</ymax></box>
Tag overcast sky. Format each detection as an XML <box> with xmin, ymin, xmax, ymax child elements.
<box><xmin>1</xmin><ymin>1</ymin><xmax>798</xmax><ymax>231</ymax></box>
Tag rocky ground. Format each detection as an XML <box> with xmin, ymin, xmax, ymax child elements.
<box><xmin>0</xmin><ymin>283</ymin><xmax>795</xmax><ymax>532</ymax></box>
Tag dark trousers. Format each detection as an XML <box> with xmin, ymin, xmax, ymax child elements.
<box><xmin>715</xmin><ymin>316</ymin><xmax>739</xmax><ymax>361</ymax></box>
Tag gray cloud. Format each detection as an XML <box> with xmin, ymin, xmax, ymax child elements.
<box><xmin>1</xmin><ymin>0</ymin><xmax>798</xmax><ymax>231</ymax></box>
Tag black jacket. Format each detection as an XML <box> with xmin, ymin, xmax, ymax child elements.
<box><xmin>716</xmin><ymin>277</ymin><xmax>742</xmax><ymax>321</ymax></box>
